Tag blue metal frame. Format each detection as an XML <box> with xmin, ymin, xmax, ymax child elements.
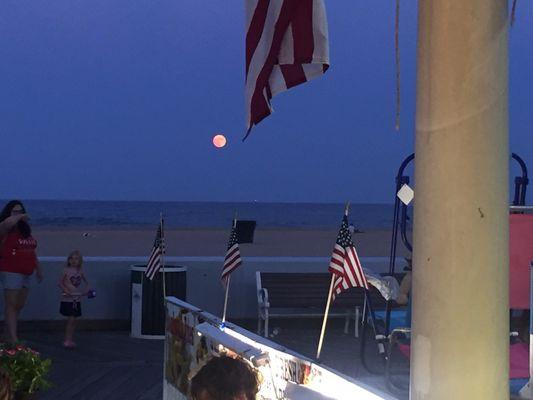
<box><xmin>512</xmin><ymin>153</ymin><xmax>529</xmax><ymax>207</ymax></box>
<box><xmin>378</xmin><ymin>152</ymin><xmax>529</xmax><ymax>394</ymax></box>
<box><xmin>384</xmin><ymin>152</ymin><xmax>529</xmax><ymax>337</ymax></box>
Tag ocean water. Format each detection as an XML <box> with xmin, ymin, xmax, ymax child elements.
<box><xmin>6</xmin><ymin>200</ymin><xmax>401</xmax><ymax>229</ymax></box>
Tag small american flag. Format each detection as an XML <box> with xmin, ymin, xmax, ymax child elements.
<box><xmin>221</xmin><ymin>224</ymin><xmax>242</xmax><ymax>285</ymax></box>
<box><xmin>145</xmin><ymin>221</ymin><xmax>165</xmax><ymax>281</ymax></box>
<box><xmin>244</xmin><ymin>0</ymin><xmax>330</xmax><ymax>137</ymax></box>
<box><xmin>328</xmin><ymin>215</ymin><xmax>368</xmax><ymax>299</ymax></box>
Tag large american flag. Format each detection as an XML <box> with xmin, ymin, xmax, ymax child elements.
<box><xmin>145</xmin><ymin>222</ymin><xmax>165</xmax><ymax>281</ymax></box>
<box><xmin>245</xmin><ymin>0</ymin><xmax>330</xmax><ymax>136</ymax></box>
<box><xmin>221</xmin><ymin>224</ymin><xmax>242</xmax><ymax>285</ymax></box>
<box><xmin>328</xmin><ymin>215</ymin><xmax>369</xmax><ymax>299</ymax></box>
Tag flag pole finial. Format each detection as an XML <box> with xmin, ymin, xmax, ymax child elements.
<box><xmin>233</xmin><ymin>211</ymin><xmax>237</xmax><ymax>228</ymax></box>
<box><xmin>344</xmin><ymin>202</ymin><xmax>350</xmax><ymax>216</ymax></box>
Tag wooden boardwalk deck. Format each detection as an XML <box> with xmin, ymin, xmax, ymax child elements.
<box><xmin>20</xmin><ymin>320</ymin><xmax>409</xmax><ymax>400</ymax></box>
<box><xmin>23</xmin><ymin>331</ymin><xmax>164</xmax><ymax>400</ymax></box>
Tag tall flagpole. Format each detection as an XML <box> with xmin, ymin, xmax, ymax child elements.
<box><xmin>222</xmin><ymin>214</ymin><xmax>237</xmax><ymax>324</ymax></box>
<box><xmin>316</xmin><ymin>202</ymin><xmax>350</xmax><ymax>360</ymax></box>
<box><xmin>160</xmin><ymin>212</ymin><xmax>166</xmax><ymax>300</ymax></box>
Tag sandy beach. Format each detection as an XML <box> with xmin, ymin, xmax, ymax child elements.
<box><xmin>33</xmin><ymin>227</ymin><xmax>411</xmax><ymax>258</ymax></box>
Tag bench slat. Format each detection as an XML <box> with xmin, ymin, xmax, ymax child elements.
<box><xmin>260</xmin><ymin>272</ymin><xmax>403</xmax><ymax>309</ymax></box>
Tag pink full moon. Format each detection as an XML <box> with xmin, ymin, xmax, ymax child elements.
<box><xmin>212</xmin><ymin>134</ymin><xmax>227</xmax><ymax>148</ymax></box>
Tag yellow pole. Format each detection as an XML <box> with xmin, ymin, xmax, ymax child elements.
<box><xmin>316</xmin><ymin>274</ymin><xmax>336</xmax><ymax>360</ymax></box>
<box><xmin>411</xmin><ymin>2</ymin><xmax>509</xmax><ymax>399</ymax></box>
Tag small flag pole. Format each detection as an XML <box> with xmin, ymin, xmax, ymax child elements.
<box><xmin>222</xmin><ymin>214</ymin><xmax>237</xmax><ymax>324</ymax></box>
<box><xmin>160</xmin><ymin>212</ymin><xmax>166</xmax><ymax>300</ymax></box>
<box><xmin>316</xmin><ymin>274</ymin><xmax>335</xmax><ymax>360</ymax></box>
<box><xmin>222</xmin><ymin>275</ymin><xmax>231</xmax><ymax>324</ymax></box>
<box><xmin>316</xmin><ymin>202</ymin><xmax>350</xmax><ymax>360</ymax></box>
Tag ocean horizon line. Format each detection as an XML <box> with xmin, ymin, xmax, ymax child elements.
<box><xmin>2</xmin><ymin>198</ymin><xmax>395</xmax><ymax>206</ymax></box>
<box><xmin>2</xmin><ymin>200</ymin><xmax>407</xmax><ymax>230</ymax></box>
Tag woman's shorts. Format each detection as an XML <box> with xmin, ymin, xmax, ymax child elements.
<box><xmin>0</xmin><ymin>271</ymin><xmax>31</xmax><ymax>289</ymax></box>
<box><xmin>60</xmin><ymin>301</ymin><xmax>82</xmax><ymax>318</ymax></box>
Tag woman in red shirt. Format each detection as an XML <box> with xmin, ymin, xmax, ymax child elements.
<box><xmin>0</xmin><ymin>200</ymin><xmax>42</xmax><ymax>343</ymax></box>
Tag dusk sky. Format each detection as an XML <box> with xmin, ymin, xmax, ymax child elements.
<box><xmin>1</xmin><ymin>1</ymin><xmax>532</xmax><ymax>203</ymax></box>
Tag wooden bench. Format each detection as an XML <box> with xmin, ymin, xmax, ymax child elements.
<box><xmin>256</xmin><ymin>271</ymin><xmax>403</xmax><ymax>337</ymax></box>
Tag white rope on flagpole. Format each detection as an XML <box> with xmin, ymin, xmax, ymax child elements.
<box><xmin>160</xmin><ymin>212</ymin><xmax>166</xmax><ymax>300</ymax></box>
<box><xmin>316</xmin><ymin>202</ymin><xmax>350</xmax><ymax>360</ymax></box>
<box><xmin>394</xmin><ymin>0</ymin><xmax>401</xmax><ymax>131</ymax></box>
<box><xmin>511</xmin><ymin>0</ymin><xmax>518</xmax><ymax>26</ymax></box>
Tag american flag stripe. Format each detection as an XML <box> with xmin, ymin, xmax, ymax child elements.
<box><xmin>328</xmin><ymin>214</ymin><xmax>369</xmax><ymax>300</ymax></box>
<box><xmin>223</xmin><ymin>259</ymin><xmax>242</xmax><ymax>278</ymax></box>
<box><xmin>145</xmin><ymin>221</ymin><xmax>164</xmax><ymax>281</ymax></box>
<box><xmin>329</xmin><ymin>245</ymin><xmax>344</xmax><ymax>265</ymax></box>
<box><xmin>344</xmin><ymin>248</ymin><xmax>359</xmax><ymax>287</ymax></box>
<box><xmin>247</xmin><ymin>1</ymin><xmax>290</xmax><ymax>127</ymax></box>
<box><xmin>245</xmin><ymin>1</ymin><xmax>283</xmax><ymax>90</ymax></box>
<box><xmin>344</xmin><ymin>247</ymin><xmax>368</xmax><ymax>289</ymax></box>
<box><xmin>245</xmin><ymin>0</ymin><xmax>270</xmax><ymax>75</ymax></box>
<box><xmin>226</xmin><ymin>243</ymin><xmax>239</xmax><ymax>257</ymax></box>
<box><xmin>221</xmin><ymin>226</ymin><xmax>242</xmax><ymax>284</ymax></box>
<box><xmin>292</xmin><ymin>2</ymin><xmax>313</xmax><ymax>60</ymax></box>
<box><xmin>333</xmin><ymin>273</ymin><xmax>345</xmax><ymax>295</ymax></box>
<box><xmin>145</xmin><ymin>250</ymin><xmax>161</xmax><ymax>280</ymax></box>
<box><xmin>223</xmin><ymin>246</ymin><xmax>241</xmax><ymax>271</ymax></box>
<box><xmin>328</xmin><ymin>245</ymin><xmax>345</xmax><ymax>275</ymax></box>
<box><xmin>245</xmin><ymin>0</ymin><xmax>329</xmax><ymax>134</ymax></box>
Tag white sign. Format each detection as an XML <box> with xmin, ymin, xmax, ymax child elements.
<box><xmin>397</xmin><ymin>184</ymin><xmax>414</xmax><ymax>205</ymax></box>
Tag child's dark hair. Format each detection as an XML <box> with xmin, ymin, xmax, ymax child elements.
<box><xmin>190</xmin><ymin>356</ymin><xmax>260</xmax><ymax>400</ymax></box>
<box><xmin>0</xmin><ymin>200</ymin><xmax>31</xmax><ymax>238</ymax></box>
<box><xmin>67</xmin><ymin>250</ymin><xmax>83</xmax><ymax>268</ymax></box>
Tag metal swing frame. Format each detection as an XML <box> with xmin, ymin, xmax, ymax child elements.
<box><xmin>358</xmin><ymin>152</ymin><xmax>529</xmax><ymax>394</ymax></box>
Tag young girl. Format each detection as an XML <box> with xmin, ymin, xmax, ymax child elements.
<box><xmin>58</xmin><ymin>250</ymin><xmax>88</xmax><ymax>348</ymax></box>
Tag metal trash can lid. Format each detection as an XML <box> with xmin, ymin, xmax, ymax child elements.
<box><xmin>130</xmin><ymin>264</ymin><xmax>187</xmax><ymax>272</ymax></box>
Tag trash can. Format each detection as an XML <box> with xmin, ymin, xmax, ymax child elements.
<box><xmin>130</xmin><ymin>265</ymin><xmax>186</xmax><ymax>339</ymax></box>
<box><xmin>236</xmin><ymin>220</ymin><xmax>256</xmax><ymax>243</ymax></box>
